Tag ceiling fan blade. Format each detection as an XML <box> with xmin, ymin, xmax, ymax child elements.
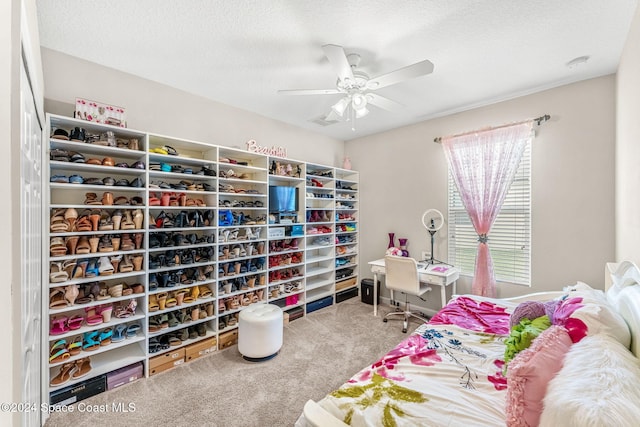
<box><xmin>322</xmin><ymin>44</ymin><xmax>355</xmax><ymax>83</ymax></box>
<box><xmin>366</xmin><ymin>93</ymin><xmax>404</xmax><ymax>111</ymax></box>
<box><xmin>278</xmin><ymin>89</ymin><xmax>342</xmax><ymax>95</ymax></box>
<box><xmin>367</xmin><ymin>59</ymin><xmax>434</xmax><ymax>90</ymax></box>
<box><xmin>325</xmin><ymin>110</ymin><xmax>341</xmax><ymax>122</ymax></box>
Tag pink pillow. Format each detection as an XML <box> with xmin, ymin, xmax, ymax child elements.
<box><xmin>506</xmin><ymin>325</ymin><xmax>573</xmax><ymax>427</ymax></box>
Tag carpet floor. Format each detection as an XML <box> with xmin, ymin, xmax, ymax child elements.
<box><xmin>45</xmin><ymin>299</ymin><xmax>412</xmax><ymax>427</ymax></box>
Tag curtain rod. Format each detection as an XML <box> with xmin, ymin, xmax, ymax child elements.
<box><xmin>433</xmin><ymin>114</ymin><xmax>550</xmax><ymax>143</ymax></box>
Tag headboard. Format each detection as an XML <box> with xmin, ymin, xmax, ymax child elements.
<box><xmin>606</xmin><ymin>261</ymin><xmax>640</xmax><ymax>358</ymax></box>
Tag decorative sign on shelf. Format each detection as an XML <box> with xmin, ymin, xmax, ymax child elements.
<box><xmin>245</xmin><ymin>139</ymin><xmax>287</xmax><ymax>158</ymax></box>
<box><xmin>75</xmin><ymin>98</ymin><xmax>127</xmax><ymax>128</ymax></box>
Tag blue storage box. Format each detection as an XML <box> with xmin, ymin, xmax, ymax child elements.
<box><xmin>306</xmin><ymin>295</ymin><xmax>333</xmax><ymax>313</ymax></box>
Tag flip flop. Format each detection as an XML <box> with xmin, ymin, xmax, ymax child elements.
<box><xmin>126</xmin><ymin>323</ymin><xmax>141</xmax><ymax>338</ymax></box>
<box><xmin>112</xmin><ymin>324</ymin><xmax>127</xmax><ymax>343</ymax></box>
<box><xmin>50</xmin><ymin>363</ymin><xmax>74</xmax><ymax>387</ymax></box>
<box><xmin>71</xmin><ymin>358</ymin><xmax>92</xmax><ymax>379</ymax></box>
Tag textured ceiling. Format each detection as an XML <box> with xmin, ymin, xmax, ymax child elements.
<box><xmin>36</xmin><ymin>0</ymin><xmax>638</xmax><ymax>141</ymax></box>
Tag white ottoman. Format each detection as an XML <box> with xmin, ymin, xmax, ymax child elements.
<box><xmin>238</xmin><ymin>303</ymin><xmax>283</xmax><ymax>361</ymax></box>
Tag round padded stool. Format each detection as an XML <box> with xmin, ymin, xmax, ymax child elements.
<box><xmin>238</xmin><ymin>303</ymin><xmax>283</xmax><ymax>362</ymax></box>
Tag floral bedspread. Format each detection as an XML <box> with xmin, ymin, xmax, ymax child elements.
<box><xmin>316</xmin><ymin>297</ymin><xmax>512</xmax><ymax>426</ymax></box>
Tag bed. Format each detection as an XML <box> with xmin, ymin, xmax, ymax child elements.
<box><xmin>297</xmin><ymin>261</ymin><xmax>640</xmax><ymax>427</ymax></box>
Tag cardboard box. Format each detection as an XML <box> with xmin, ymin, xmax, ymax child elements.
<box><xmin>50</xmin><ymin>375</ymin><xmax>106</xmax><ymax>406</ymax></box>
<box><xmin>285</xmin><ymin>306</ymin><xmax>304</xmax><ymax>322</ymax></box>
<box><xmin>185</xmin><ymin>337</ymin><xmax>218</xmax><ymax>362</ymax></box>
<box><xmin>336</xmin><ymin>277</ymin><xmax>357</xmax><ymax>291</ymax></box>
<box><xmin>219</xmin><ymin>330</ymin><xmax>238</xmax><ymax>349</ymax></box>
<box><xmin>106</xmin><ymin>362</ymin><xmax>144</xmax><ymax>391</ymax></box>
<box><xmin>149</xmin><ymin>348</ymin><xmax>186</xmax><ymax>370</ymax></box>
<box><xmin>149</xmin><ymin>358</ymin><xmax>185</xmax><ymax>376</ymax></box>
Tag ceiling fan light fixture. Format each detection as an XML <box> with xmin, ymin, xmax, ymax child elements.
<box><xmin>351</xmin><ymin>93</ymin><xmax>367</xmax><ymax>110</ymax></box>
<box><xmin>331</xmin><ymin>97</ymin><xmax>350</xmax><ymax>116</ymax></box>
<box><xmin>355</xmin><ymin>107</ymin><xmax>369</xmax><ymax>119</ymax></box>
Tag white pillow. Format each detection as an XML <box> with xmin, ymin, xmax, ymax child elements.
<box><xmin>540</xmin><ymin>334</ymin><xmax>640</xmax><ymax>427</ymax></box>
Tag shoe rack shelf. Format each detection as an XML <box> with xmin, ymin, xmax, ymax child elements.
<box><xmin>44</xmin><ymin>114</ymin><xmax>358</xmax><ymax>401</ymax></box>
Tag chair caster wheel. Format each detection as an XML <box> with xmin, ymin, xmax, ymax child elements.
<box><xmin>402</xmin><ymin>329</ymin><xmax>407</xmax><ymax>333</ymax></box>
<box><xmin>383</xmin><ymin>318</ymin><xmax>387</xmax><ymax>323</ymax></box>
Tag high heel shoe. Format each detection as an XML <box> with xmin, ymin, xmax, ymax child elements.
<box><xmin>111</xmin><ymin>210</ymin><xmax>123</xmax><ymax>230</ymax></box>
<box><xmin>102</xmin><ymin>192</ymin><xmax>114</xmax><ymax>206</ymax></box>
<box><xmin>65</xmin><ymin>236</ymin><xmax>79</xmax><ymax>255</ymax></box>
<box><xmin>89</xmin><ymin>210</ymin><xmax>101</xmax><ymax>231</ymax></box>
<box><xmin>112</xmin><ymin>236</ymin><xmax>121</xmax><ymax>252</ymax></box>
<box><xmin>121</xmin><ymin>211</ymin><xmax>136</xmax><ymax>230</ymax></box>
<box><xmin>119</xmin><ymin>254</ymin><xmax>134</xmax><ymax>273</ymax></box>
<box><xmin>110</xmin><ymin>255</ymin><xmax>122</xmax><ymax>272</ymax></box>
<box><xmin>64</xmin><ymin>208</ymin><xmax>78</xmax><ymax>231</ymax></box>
<box><xmin>132</xmin><ymin>254</ymin><xmax>144</xmax><ymax>271</ymax></box>
<box><xmin>89</xmin><ymin>236</ymin><xmax>100</xmax><ymax>253</ymax></box>
<box><xmin>133</xmin><ymin>209</ymin><xmax>144</xmax><ymax>229</ymax></box>
<box><xmin>134</xmin><ymin>233</ymin><xmax>143</xmax><ymax>249</ymax></box>
<box><xmin>65</xmin><ymin>285</ymin><xmax>79</xmax><ymax>305</ymax></box>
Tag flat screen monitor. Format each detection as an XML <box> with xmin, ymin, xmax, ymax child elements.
<box><xmin>269</xmin><ymin>186</ymin><xmax>298</xmax><ymax>213</ymax></box>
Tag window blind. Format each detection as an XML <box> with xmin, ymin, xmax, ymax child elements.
<box><xmin>447</xmin><ymin>141</ymin><xmax>531</xmax><ymax>285</ymax></box>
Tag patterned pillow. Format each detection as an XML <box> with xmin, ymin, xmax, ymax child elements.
<box><xmin>505</xmin><ymin>325</ymin><xmax>573</xmax><ymax>427</ymax></box>
<box><xmin>553</xmin><ymin>289</ymin><xmax>630</xmax><ymax>347</ymax></box>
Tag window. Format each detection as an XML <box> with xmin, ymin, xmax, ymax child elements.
<box><xmin>447</xmin><ymin>141</ymin><xmax>531</xmax><ymax>285</ymax></box>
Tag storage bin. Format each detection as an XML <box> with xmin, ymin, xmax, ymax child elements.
<box><xmin>360</xmin><ymin>278</ymin><xmax>381</xmax><ymax>305</ymax></box>
<box><xmin>306</xmin><ymin>295</ymin><xmax>333</xmax><ymax>313</ymax></box>
<box><xmin>50</xmin><ymin>374</ymin><xmax>106</xmax><ymax>405</ymax></box>
<box><xmin>336</xmin><ymin>287</ymin><xmax>358</xmax><ymax>303</ymax></box>
<box><xmin>106</xmin><ymin>362</ymin><xmax>143</xmax><ymax>390</ymax></box>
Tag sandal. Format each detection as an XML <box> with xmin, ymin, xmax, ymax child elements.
<box><xmin>99</xmin><ymin>256</ymin><xmax>115</xmax><ymax>276</ymax></box>
<box><xmin>67</xmin><ymin>315</ymin><xmax>84</xmax><ymax>331</ymax></box>
<box><xmin>114</xmin><ymin>299</ymin><xmax>138</xmax><ymax>318</ymax></box>
<box><xmin>198</xmin><ymin>285</ymin><xmax>213</xmax><ymax>299</ymax></box>
<box><xmin>49</xmin><ymin>262</ymin><xmax>69</xmax><ymax>283</ymax></box>
<box><xmin>126</xmin><ymin>323</ymin><xmax>141</xmax><ymax>338</ymax></box>
<box><xmin>49</xmin><ymin>237</ymin><xmax>68</xmax><ymax>257</ymax></box>
<box><xmin>49</xmin><ymin>339</ymin><xmax>70</xmax><ymax>363</ymax></box>
<box><xmin>68</xmin><ymin>336</ymin><xmax>83</xmax><ymax>356</ymax></box>
<box><xmin>83</xmin><ymin>331</ymin><xmax>101</xmax><ymax>351</ymax></box>
<box><xmin>99</xmin><ymin>328</ymin><xmax>113</xmax><ymax>346</ymax></box>
<box><xmin>50</xmin><ymin>363</ymin><xmax>75</xmax><ymax>387</ymax></box>
<box><xmin>84</xmin><ymin>307</ymin><xmax>104</xmax><ymax>326</ymax></box>
<box><xmin>71</xmin><ymin>357</ymin><xmax>92</xmax><ymax>379</ymax></box>
<box><xmin>49</xmin><ymin>288</ymin><xmax>68</xmax><ymax>309</ymax></box>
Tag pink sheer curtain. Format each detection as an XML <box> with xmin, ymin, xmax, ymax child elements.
<box><xmin>442</xmin><ymin>122</ymin><xmax>533</xmax><ymax>297</ymax></box>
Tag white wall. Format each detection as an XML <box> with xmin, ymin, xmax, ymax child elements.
<box><xmin>41</xmin><ymin>48</ymin><xmax>344</xmax><ymax>167</ymax></box>
<box><xmin>347</xmin><ymin>76</ymin><xmax>616</xmax><ymax>311</ymax></box>
<box><xmin>616</xmin><ymin>5</ymin><xmax>640</xmax><ymax>263</ymax></box>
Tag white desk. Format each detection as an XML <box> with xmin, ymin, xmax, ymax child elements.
<box><xmin>368</xmin><ymin>258</ymin><xmax>460</xmax><ymax>316</ymax></box>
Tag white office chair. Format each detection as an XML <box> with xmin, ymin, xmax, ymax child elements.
<box><xmin>383</xmin><ymin>255</ymin><xmax>432</xmax><ymax>333</ymax></box>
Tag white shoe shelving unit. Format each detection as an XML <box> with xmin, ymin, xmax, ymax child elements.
<box><xmin>44</xmin><ymin>114</ymin><xmax>358</xmax><ymax>403</ymax></box>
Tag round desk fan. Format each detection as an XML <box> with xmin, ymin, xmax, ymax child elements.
<box><xmin>421</xmin><ymin>209</ymin><xmax>447</xmax><ymax>265</ymax></box>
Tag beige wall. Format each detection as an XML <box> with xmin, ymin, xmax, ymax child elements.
<box><xmin>616</xmin><ymin>5</ymin><xmax>640</xmax><ymax>263</ymax></box>
<box><xmin>347</xmin><ymin>76</ymin><xmax>616</xmax><ymax>312</ymax></box>
<box><xmin>41</xmin><ymin>48</ymin><xmax>344</xmax><ymax>167</ymax></box>
<box><xmin>3</xmin><ymin>0</ymin><xmax>18</xmax><ymax>425</ymax></box>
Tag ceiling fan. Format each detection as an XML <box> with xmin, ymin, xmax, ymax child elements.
<box><xmin>278</xmin><ymin>44</ymin><xmax>435</xmax><ymax>129</ymax></box>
